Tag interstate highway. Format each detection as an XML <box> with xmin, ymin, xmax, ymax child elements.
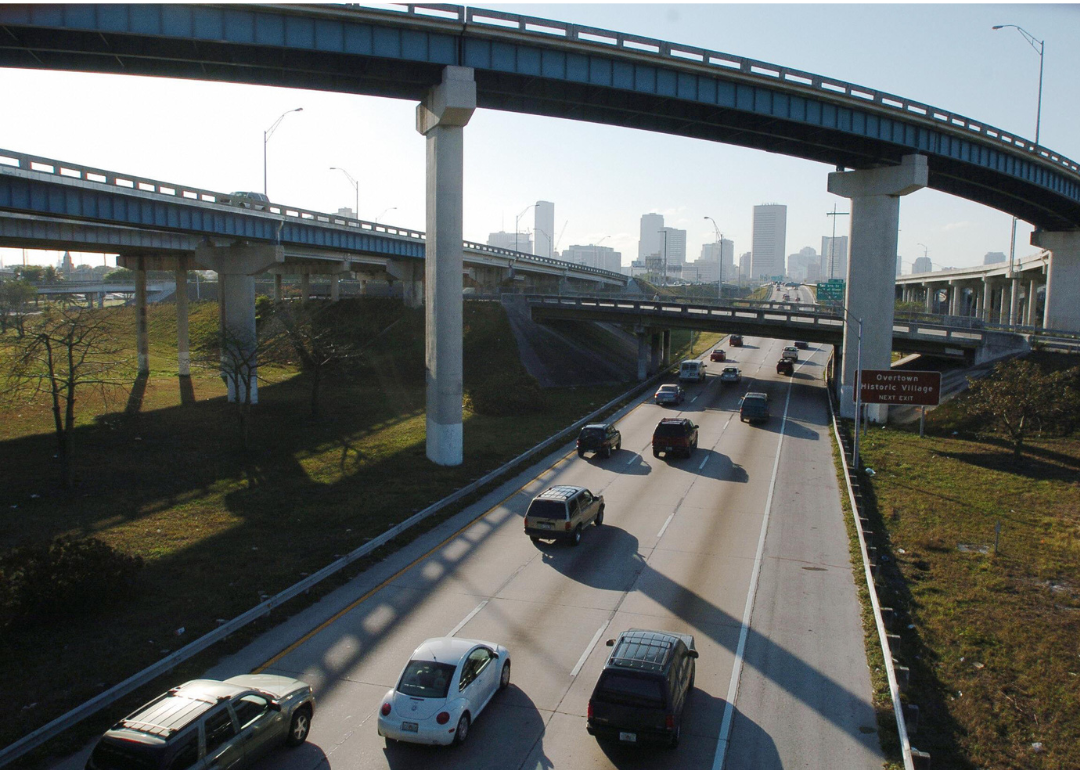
<box><xmin>75</xmin><ymin>324</ymin><xmax>880</xmax><ymax>770</ymax></box>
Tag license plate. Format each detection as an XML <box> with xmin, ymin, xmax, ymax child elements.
<box><xmin>537</xmin><ymin>521</ymin><xmax>554</xmax><ymax>529</ymax></box>
<box><xmin>619</xmin><ymin>732</ymin><xmax>637</xmax><ymax>743</ymax></box>
<box><xmin>401</xmin><ymin>722</ymin><xmax>419</xmax><ymax>733</ymax></box>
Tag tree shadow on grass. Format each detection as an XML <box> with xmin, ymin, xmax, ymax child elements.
<box><xmin>935</xmin><ymin>447</ymin><xmax>1080</xmax><ymax>483</ymax></box>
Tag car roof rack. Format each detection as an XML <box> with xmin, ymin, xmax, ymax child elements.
<box><xmin>609</xmin><ymin>630</ymin><xmax>675</xmax><ymax>672</ymax></box>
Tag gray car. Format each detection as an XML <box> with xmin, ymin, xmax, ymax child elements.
<box><xmin>86</xmin><ymin>675</ymin><xmax>315</xmax><ymax>770</ymax></box>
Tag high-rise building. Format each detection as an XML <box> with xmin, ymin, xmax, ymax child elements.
<box><xmin>786</xmin><ymin>246</ymin><xmax>818</xmax><ymax>282</ymax></box>
<box><xmin>660</xmin><ymin>227</ymin><xmax>687</xmax><ymax>266</ymax></box>
<box><xmin>820</xmin><ymin>235</ymin><xmax>848</xmax><ymax>280</ymax></box>
<box><xmin>912</xmin><ymin>256</ymin><xmax>933</xmax><ymax>274</ymax></box>
<box><xmin>983</xmin><ymin>251</ymin><xmax>1007</xmax><ymax>265</ymax></box>
<box><xmin>562</xmin><ymin>244</ymin><xmax>622</xmax><ymax>273</ymax></box>
<box><xmin>487</xmin><ymin>231</ymin><xmax>533</xmax><ymax>254</ymax></box>
<box><xmin>534</xmin><ymin>201</ymin><xmax>555</xmax><ymax>259</ymax></box>
<box><xmin>638</xmin><ymin>213</ymin><xmax>664</xmax><ymax>262</ymax></box>
<box><xmin>696</xmin><ymin>238</ymin><xmax>735</xmax><ymax>283</ymax></box>
<box><xmin>751</xmin><ymin>204</ymin><xmax>787</xmax><ymax>281</ymax></box>
<box><xmin>739</xmin><ymin>251</ymin><xmax>752</xmax><ymax>281</ymax></box>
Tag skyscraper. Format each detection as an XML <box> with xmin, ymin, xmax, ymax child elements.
<box><xmin>751</xmin><ymin>204</ymin><xmax>787</xmax><ymax>281</ymax></box>
<box><xmin>820</xmin><ymin>235</ymin><xmax>849</xmax><ymax>280</ymax></box>
<box><xmin>534</xmin><ymin>201</ymin><xmax>555</xmax><ymax>259</ymax></box>
<box><xmin>912</xmin><ymin>256</ymin><xmax>933</xmax><ymax>274</ymax></box>
<box><xmin>638</xmin><ymin>213</ymin><xmax>664</xmax><ymax>262</ymax></box>
<box><xmin>660</xmin><ymin>227</ymin><xmax>687</xmax><ymax>266</ymax></box>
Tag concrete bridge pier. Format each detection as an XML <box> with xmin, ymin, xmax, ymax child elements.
<box><xmin>118</xmin><ymin>254</ymin><xmax>192</xmax><ymax>377</ymax></box>
<box><xmin>650</xmin><ymin>332</ymin><xmax>662</xmax><ymax>374</ymax></box>
<box><xmin>300</xmin><ymin>273</ymin><xmax>310</xmax><ymax>303</ymax></box>
<box><xmin>274</xmin><ymin>274</ymin><xmax>283</xmax><ymax>302</ymax></box>
<box><xmin>828</xmin><ymin>153</ymin><xmax>927</xmax><ymax>421</ymax></box>
<box><xmin>948</xmin><ymin>281</ymin><xmax>962</xmax><ymax>316</ymax></box>
<box><xmin>1026</xmin><ymin>277</ymin><xmax>1040</xmax><ymax>326</ymax></box>
<box><xmin>174</xmin><ymin>256</ymin><xmax>190</xmax><ymax>376</ymax></box>
<box><xmin>981</xmin><ymin>280</ymin><xmax>993</xmax><ymax>323</ymax></box>
<box><xmin>1032</xmin><ymin>230</ymin><xmax>1080</xmax><ymax>332</ymax></box>
<box><xmin>636</xmin><ymin>329</ymin><xmax>649</xmax><ymax>381</ymax></box>
<box><xmin>194</xmin><ymin>242</ymin><xmax>284</xmax><ymax>404</ymax></box>
<box><xmin>662</xmin><ymin>329</ymin><xmax>671</xmax><ymax>367</ymax></box>
<box><xmin>135</xmin><ymin>257</ymin><xmax>149</xmax><ymax>374</ymax></box>
<box><xmin>417</xmin><ymin>65</ymin><xmax>476</xmax><ymax>466</ymax></box>
<box><xmin>387</xmin><ymin>259</ymin><xmax>424</xmax><ymax>308</ymax></box>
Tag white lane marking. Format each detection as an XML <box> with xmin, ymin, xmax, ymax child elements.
<box><xmin>656</xmin><ymin>512</ymin><xmax>675</xmax><ymax>539</ymax></box>
<box><xmin>691</xmin><ymin>395</ymin><xmax>699</xmax><ymax>403</ymax></box>
<box><xmin>626</xmin><ymin>452</ymin><xmax>639</xmax><ymax>466</ymax></box>
<box><xmin>712</xmin><ymin>375</ymin><xmax>796</xmax><ymax>770</ymax></box>
<box><xmin>698</xmin><ymin>454</ymin><xmax>709</xmax><ymax>470</ymax></box>
<box><xmin>448</xmin><ymin>600</ymin><xmax>488</xmax><ymax>637</ymax></box>
<box><xmin>571</xmin><ymin>621</ymin><xmax>610</xmax><ymax>677</ymax></box>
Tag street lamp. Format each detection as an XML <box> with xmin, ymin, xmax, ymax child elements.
<box><xmin>329</xmin><ymin>167</ymin><xmax>359</xmax><ymax>219</ymax></box>
<box><xmin>514</xmin><ymin>203</ymin><xmax>538</xmax><ymax>253</ymax></box>
<box><xmin>704</xmin><ymin>216</ymin><xmax>724</xmax><ymax>299</ymax></box>
<box><xmin>993</xmin><ymin>23</ymin><xmax>1044</xmax><ymax>307</ymax></box>
<box><xmin>263</xmin><ymin>107</ymin><xmax>303</xmax><ymax>197</ymax></box>
<box><xmin>375</xmin><ymin>206</ymin><xmax>397</xmax><ymax>223</ymax></box>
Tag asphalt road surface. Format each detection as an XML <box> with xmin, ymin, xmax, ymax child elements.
<box><xmin>57</xmin><ymin>297</ymin><xmax>883</xmax><ymax>770</ymax></box>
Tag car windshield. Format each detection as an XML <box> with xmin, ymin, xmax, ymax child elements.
<box><xmin>653</xmin><ymin>422</ymin><xmax>687</xmax><ymax>438</ymax></box>
<box><xmin>595</xmin><ymin>672</ymin><xmax>666</xmax><ymax>706</ymax></box>
<box><xmin>397</xmin><ymin>660</ymin><xmax>457</xmax><ymax>699</ymax></box>
<box><xmin>527</xmin><ymin>499</ymin><xmax>567</xmax><ymax>519</ymax></box>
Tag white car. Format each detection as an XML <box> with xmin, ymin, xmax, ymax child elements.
<box><xmin>378</xmin><ymin>637</ymin><xmax>511</xmax><ymax>746</ymax></box>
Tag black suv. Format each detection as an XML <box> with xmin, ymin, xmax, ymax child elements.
<box><xmin>587</xmin><ymin>629</ymin><xmax>698</xmax><ymax>748</ymax></box>
<box><xmin>577</xmin><ymin>423</ymin><xmax>622</xmax><ymax>458</ymax></box>
<box><xmin>651</xmin><ymin>418</ymin><xmax>699</xmax><ymax>459</ymax></box>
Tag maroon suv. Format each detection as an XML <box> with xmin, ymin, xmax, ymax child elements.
<box><xmin>651</xmin><ymin>418</ymin><xmax>699</xmax><ymax>459</ymax></box>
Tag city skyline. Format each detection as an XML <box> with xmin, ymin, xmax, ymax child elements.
<box><xmin>1</xmin><ymin>3</ymin><xmax>1077</xmax><ymax>274</ymax></box>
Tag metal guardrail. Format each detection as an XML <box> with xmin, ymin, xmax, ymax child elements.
<box><xmin>377</xmin><ymin>3</ymin><xmax>1080</xmax><ymax>180</ymax></box>
<box><xmin>0</xmin><ymin>148</ymin><xmax>626</xmax><ymax>283</ymax></box>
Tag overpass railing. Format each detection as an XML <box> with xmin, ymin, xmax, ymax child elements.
<box><xmin>381</xmin><ymin>3</ymin><xmax>1080</xmax><ymax>181</ymax></box>
<box><xmin>0</xmin><ymin>148</ymin><xmax>626</xmax><ymax>284</ymax></box>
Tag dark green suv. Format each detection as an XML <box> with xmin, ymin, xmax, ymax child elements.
<box><xmin>577</xmin><ymin>423</ymin><xmax>622</xmax><ymax>458</ymax></box>
<box><xmin>586</xmin><ymin>629</ymin><xmax>698</xmax><ymax>748</ymax></box>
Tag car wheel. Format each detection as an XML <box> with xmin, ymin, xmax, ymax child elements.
<box><xmin>652</xmin><ymin>448</ymin><xmax>660</xmax><ymax>458</ymax></box>
<box><xmin>578</xmin><ymin>448</ymin><xmax>586</xmax><ymax>458</ymax></box>
<box><xmin>500</xmin><ymin>660</ymin><xmax>511</xmax><ymax>690</ymax></box>
<box><xmin>595</xmin><ymin>505</ymin><xmax>604</xmax><ymax>526</ymax></box>
<box><xmin>603</xmin><ymin>445</ymin><xmax>612</xmax><ymax>458</ymax></box>
<box><xmin>571</xmin><ymin>527</ymin><xmax>583</xmax><ymax>546</ymax></box>
<box><xmin>667</xmin><ymin>720</ymin><xmax>681</xmax><ymax>749</ymax></box>
<box><xmin>453</xmin><ymin>713</ymin><xmax>471</xmax><ymax>746</ymax></box>
<box><xmin>286</xmin><ymin>705</ymin><xmax>312</xmax><ymax>747</ymax></box>
<box><xmin>616</xmin><ymin>439</ymin><xmax>622</xmax><ymax>451</ymax></box>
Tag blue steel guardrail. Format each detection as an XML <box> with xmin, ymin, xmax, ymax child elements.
<box><xmin>379</xmin><ymin>3</ymin><xmax>1080</xmax><ymax>181</ymax></box>
<box><xmin>0</xmin><ymin>345</ymin><xmax>672</xmax><ymax>769</ymax></box>
<box><xmin>0</xmin><ymin>148</ymin><xmax>626</xmax><ymax>283</ymax></box>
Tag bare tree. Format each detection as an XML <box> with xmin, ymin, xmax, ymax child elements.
<box><xmin>1</xmin><ymin>306</ymin><xmax>130</xmax><ymax>487</ymax></box>
<box><xmin>0</xmin><ymin>279</ymin><xmax>36</xmax><ymax>336</ymax></box>
<box><xmin>262</xmin><ymin>302</ymin><xmax>361</xmax><ymax>418</ymax></box>
<box><xmin>194</xmin><ymin>322</ymin><xmax>264</xmax><ymax>450</ymax></box>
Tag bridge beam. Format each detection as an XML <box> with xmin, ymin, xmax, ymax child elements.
<box><xmin>1031</xmin><ymin>230</ymin><xmax>1080</xmax><ymax>332</ymax></box>
<box><xmin>194</xmin><ymin>241</ymin><xmax>284</xmax><ymax>404</ymax></box>
<box><xmin>829</xmin><ymin>153</ymin><xmax>928</xmax><ymax>421</ymax></box>
<box><xmin>417</xmin><ymin>65</ymin><xmax>476</xmax><ymax>466</ymax></box>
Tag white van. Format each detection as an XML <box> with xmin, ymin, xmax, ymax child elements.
<box><xmin>678</xmin><ymin>359</ymin><xmax>706</xmax><ymax>383</ymax></box>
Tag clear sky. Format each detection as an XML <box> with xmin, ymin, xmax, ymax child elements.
<box><xmin>1</xmin><ymin>2</ymin><xmax>1077</xmax><ymax>274</ymax></box>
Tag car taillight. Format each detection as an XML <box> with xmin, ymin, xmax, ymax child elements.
<box><xmin>564</xmin><ymin>521</ymin><xmax>572</xmax><ymax>531</ymax></box>
<box><xmin>587</xmin><ymin>700</ymin><xmax>593</xmax><ymax>721</ymax></box>
<box><xmin>436</xmin><ymin>712</ymin><xmax>450</xmax><ymax>725</ymax></box>
<box><xmin>381</xmin><ymin>702</ymin><xmax>391</xmax><ymax>716</ymax></box>
<box><xmin>665</xmin><ymin>714</ymin><xmax>675</xmax><ymax>730</ymax></box>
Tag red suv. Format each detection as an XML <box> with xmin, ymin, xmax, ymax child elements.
<box><xmin>651</xmin><ymin>418</ymin><xmax>699</xmax><ymax>459</ymax></box>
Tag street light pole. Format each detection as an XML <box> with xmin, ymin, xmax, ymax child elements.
<box><xmin>705</xmin><ymin>216</ymin><xmax>724</xmax><ymax>299</ymax></box>
<box><xmin>375</xmin><ymin>206</ymin><xmax>397</xmax><ymax>223</ymax></box>
<box><xmin>329</xmin><ymin>167</ymin><xmax>359</xmax><ymax>219</ymax></box>
<box><xmin>661</xmin><ymin>229</ymin><xmax>668</xmax><ymax>288</ymax></box>
<box><xmin>263</xmin><ymin>107</ymin><xmax>303</xmax><ymax>198</ymax></box>
<box><xmin>825</xmin><ymin>204</ymin><xmax>849</xmax><ymax>281</ymax></box>
<box><xmin>515</xmin><ymin>203</ymin><xmax>538</xmax><ymax>253</ymax></box>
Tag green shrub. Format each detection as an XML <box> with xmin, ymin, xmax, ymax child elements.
<box><xmin>0</xmin><ymin>536</ymin><xmax>144</xmax><ymax>630</ymax></box>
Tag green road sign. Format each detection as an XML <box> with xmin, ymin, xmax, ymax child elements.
<box><xmin>816</xmin><ymin>280</ymin><xmax>845</xmax><ymax>300</ymax></box>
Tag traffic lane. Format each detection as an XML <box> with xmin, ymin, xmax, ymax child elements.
<box><xmin>725</xmin><ymin>361</ymin><xmax>884</xmax><ymax>767</ymax></box>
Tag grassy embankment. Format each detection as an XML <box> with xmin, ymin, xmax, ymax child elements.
<box><xmin>848</xmin><ymin>353</ymin><xmax>1080</xmax><ymax>770</ymax></box>
<box><xmin>0</xmin><ymin>298</ymin><xmax>713</xmax><ymax>763</ymax></box>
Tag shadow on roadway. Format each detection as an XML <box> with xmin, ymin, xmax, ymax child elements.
<box><xmin>649</xmin><ymin>448</ymin><xmax>748</xmax><ymax>483</ymax></box>
<box><xmin>381</xmin><ymin>684</ymin><xmax>551</xmax><ymax>770</ymax></box>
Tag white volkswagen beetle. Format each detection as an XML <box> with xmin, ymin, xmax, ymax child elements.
<box><xmin>377</xmin><ymin>637</ymin><xmax>511</xmax><ymax>746</ymax></box>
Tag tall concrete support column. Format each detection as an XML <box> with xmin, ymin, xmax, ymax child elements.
<box><xmin>924</xmin><ymin>285</ymin><xmax>934</xmax><ymax>313</ymax></box>
<box><xmin>662</xmin><ymin>329</ymin><xmax>671</xmax><ymax>367</ymax></box>
<box><xmin>135</xmin><ymin>256</ymin><xmax>149</xmax><ymax>375</ymax></box>
<box><xmin>649</xmin><ymin>332</ymin><xmax>661</xmax><ymax>374</ymax></box>
<box><xmin>175</xmin><ymin>260</ymin><xmax>190</xmax><ymax>377</ymax></box>
<box><xmin>300</xmin><ymin>273</ymin><xmax>310</xmax><ymax>303</ymax></box>
<box><xmin>388</xmin><ymin>260</ymin><xmax>424</xmax><ymax>309</ymax></box>
<box><xmin>1008</xmin><ymin>276</ymin><xmax>1020</xmax><ymax>326</ymax></box>
<box><xmin>195</xmin><ymin>242</ymin><xmax>284</xmax><ymax>404</ymax></box>
<box><xmin>1026</xmin><ymin>278</ymin><xmax>1039</xmax><ymax>326</ymax></box>
<box><xmin>636</xmin><ymin>332</ymin><xmax>648</xmax><ymax>381</ymax></box>
<box><xmin>828</xmin><ymin>154</ymin><xmax>927</xmax><ymax>421</ymax></box>
<box><xmin>330</xmin><ymin>274</ymin><xmax>340</xmax><ymax>303</ymax></box>
<box><xmin>417</xmin><ymin>65</ymin><xmax>476</xmax><ymax>466</ymax></box>
<box><xmin>1032</xmin><ymin>230</ymin><xmax>1080</xmax><ymax>332</ymax></box>
<box><xmin>981</xmin><ymin>279</ymin><xmax>993</xmax><ymax>322</ymax></box>
<box><xmin>949</xmin><ymin>283</ymin><xmax>961</xmax><ymax>316</ymax></box>
<box><xmin>274</xmin><ymin>274</ymin><xmax>283</xmax><ymax>302</ymax></box>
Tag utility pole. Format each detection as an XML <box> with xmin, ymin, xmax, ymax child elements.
<box><xmin>825</xmin><ymin>204</ymin><xmax>850</xmax><ymax>282</ymax></box>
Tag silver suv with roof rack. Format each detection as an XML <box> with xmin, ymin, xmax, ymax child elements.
<box><xmin>523</xmin><ymin>485</ymin><xmax>604</xmax><ymax>546</ymax></box>
<box><xmin>86</xmin><ymin>674</ymin><xmax>314</xmax><ymax>770</ymax></box>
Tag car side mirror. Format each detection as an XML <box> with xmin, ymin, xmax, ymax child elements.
<box><xmin>268</xmin><ymin>700</ymin><xmax>283</xmax><ymax>712</ymax></box>
<box><xmin>605</xmin><ymin>639</ymin><xmax>615</xmax><ymax>647</ymax></box>
<box><xmin>688</xmin><ymin>650</ymin><xmax>699</xmax><ymax>659</ymax></box>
